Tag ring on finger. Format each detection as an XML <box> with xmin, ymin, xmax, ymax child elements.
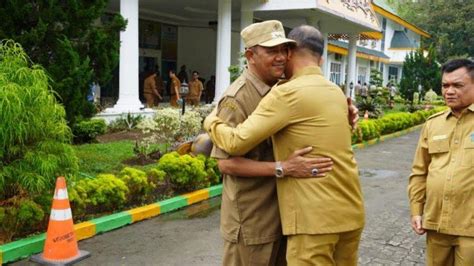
<box><xmin>311</xmin><ymin>168</ymin><xmax>319</xmax><ymax>176</ymax></box>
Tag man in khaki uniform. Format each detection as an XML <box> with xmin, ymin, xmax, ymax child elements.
<box><xmin>408</xmin><ymin>59</ymin><xmax>474</xmax><ymax>266</ymax></box>
<box><xmin>187</xmin><ymin>71</ymin><xmax>204</xmax><ymax>106</ymax></box>
<box><xmin>169</xmin><ymin>69</ymin><xmax>181</xmax><ymax>107</ymax></box>
<box><xmin>205</xmin><ymin>25</ymin><xmax>365</xmax><ymax>265</ymax></box>
<box><xmin>143</xmin><ymin>71</ymin><xmax>163</xmax><ymax>108</ymax></box>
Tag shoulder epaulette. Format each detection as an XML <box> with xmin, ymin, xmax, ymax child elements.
<box><xmin>222</xmin><ymin>75</ymin><xmax>246</xmax><ymax>98</ymax></box>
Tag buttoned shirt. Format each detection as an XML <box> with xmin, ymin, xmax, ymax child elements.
<box><xmin>211</xmin><ymin>69</ymin><xmax>281</xmax><ymax>245</ymax></box>
<box><xmin>408</xmin><ymin>104</ymin><xmax>474</xmax><ymax>237</ymax></box>
<box><xmin>206</xmin><ymin>66</ymin><xmax>365</xmax><ymax>235</ymax></box>
<box><xmin>188</xmin><ymin>79</ymin><xmax>203</xmax><ymax>98</ymax></box>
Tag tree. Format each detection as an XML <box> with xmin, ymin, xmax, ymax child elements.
<box><xmin>399</xmin><ymin>46</ymin><xmax>441</xmax><ymax>103</ymax></box>
<box><xmin>0</xmin><ymin>41</ymin><xmax>79</xmax><ymax>242</ymax></box>
<box><xmin>369</xmin><ymin>68</ymin><xmax>383</xmax><ymax>87</ymax></box>
<box><xmin>0</xmin><ymin>1</ymin><xmax>126</xmax><ymax>124</ymax></box>
<box><xmin>388</xmin><ymin>0</ymin><xmax>474</xmax><ymax>62</ymax></box>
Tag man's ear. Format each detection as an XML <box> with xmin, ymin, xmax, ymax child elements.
<box><xmin>245</xmin><ymin>49</ymin><xmax>255</xmax><ymax>65</ymax></box>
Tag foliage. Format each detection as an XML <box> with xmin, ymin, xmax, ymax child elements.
<box><xmin>157</xmin><ymin>152</ymin><xmax>209</xmax><ymax>191</ymax></box>
<box><xmin>0</xmin><ymin>1</ymin><xmax>127</xmax><ymax>124</ymax></box>
<box><xmin>390</xmin><ymin>0</ymin><xmax>474</xmax><ymax>62</ymax></box>
<box><xmin>107</xmin><ymin>113</ymin><xmax>144</xmax><ymax>133</ymax></box>
<box><xmin>69</xmin><ymin>174</ymin><xmax>129</xmax><ymax>215</ymax></box>
<box><xmin>197</xmin><ymin>155</ymin><xmax>221</xmax><ymax>185</ymax></box>
<box><xmin>356</xmin><ymin>97</ymin><xmax>384</xmax><ymax>119</ymax></box>
<box><xmin>369</xmin><ymin>68</ymin><xmax>383</xmax><ymax>87</ymax></box>
<box><xmin>228</xmin><ymin>52</ymin><xmax>246</xmax><ymax>82</ymax></box>
<box><xmin>399</xmin><ymin>47</ymin><xmax>441</xmax><ymax>102</ymax></box>
<box><xmin>73</xmin><ymin>119</ymin><xmax>107</xmax><ymax>143</ymax></box>
<box><xmin>137</xmin><ymin>108</ymin><xmax>202</xmax><ymax>153</ymax></box>
<box><xmin>0</xmin><ymin>197</ymin><xmax>44</xmax><ymax>243</ymax></box>
<box><xmin>119</xmin><ymin>167</ymin><xmax>156</xmax><ymax>204</ymax></box>
<box><xmin>423</xmin><ymin>89</ymin><xmax>438</xmax><ymax>103</ymax></box>
<box><xmin>352</xmin><ymin>107</ymin><xmax>446</xmax><ymax>143</ymax></box>
<box><xmin>0</xmin><ymin>41</ymin><xmax>78</xmax><ymax>200</ymax></box>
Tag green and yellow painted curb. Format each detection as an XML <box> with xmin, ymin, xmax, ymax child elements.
<box><xmin>0</xmin><ymin>185</ymin><xmax>222</xmax><ymax>264</ymax></box>
<box><xmin>0</xmin><ymin>124</ymin><xmax>423</xmax><ymax>264</ymax></box>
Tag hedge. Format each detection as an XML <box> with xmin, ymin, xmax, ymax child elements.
<box><xmin>352</xmin><ymin>107</ymin><xmax>446</xmax><ymax>143</ymax></box>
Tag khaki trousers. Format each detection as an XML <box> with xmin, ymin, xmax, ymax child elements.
<box><xmin>286</xmin><ymin>229</ymin><xmax>363</xmax><ymax>266</ymax></box>
<box><xmin>426</xmin><ymin>231</ymin><xmax>474</xmax><ymax>266</ymax></box>
<box><xmin>222</xmin><ymin>233</ymin><xmax>287</xmax><ymax>266</ymax></box>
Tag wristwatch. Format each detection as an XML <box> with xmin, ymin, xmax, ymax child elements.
<box><xmin>275</xmin><ymin>161</ymin><xmax>284</xmax><ymax>178</ymax></box>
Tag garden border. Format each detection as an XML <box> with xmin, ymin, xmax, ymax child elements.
<box><xmin>0</xmin><ymin>124</ymin><xmax>423</xmax><ymax>264</ymax></box>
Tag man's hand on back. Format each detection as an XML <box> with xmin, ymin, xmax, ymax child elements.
<box><xmin>282</xmin><ymin>147</ymin><xmax>333</xmax><ymax>178</ymax></box>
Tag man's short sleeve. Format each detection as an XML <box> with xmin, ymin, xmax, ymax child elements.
<box><xmin>210</xmin><ymin>96</ymin><xmax>246</xmax><ymax>159</ymax></box>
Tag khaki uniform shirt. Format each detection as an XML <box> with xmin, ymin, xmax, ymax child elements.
<box><xmin>188</xmin><ymin>79</ymin><xmax>203</xmax><ymax>98</ymax></box>
<box><xmin>143</xmin><ymin>74</ymin><xmax>156</xmax><ymax>95</ymax></box>
<box><xmin>211</xmin><ymin>70</ymin><xmax>281</xmax><ymax>245</ymax></box>
<box><xmin>408</xmin><ymin>104</ymin><xmax>474</xmax><ymax>237</ymax></box>
<box><xmin>170</xmin><ymin>76</ymin><xmax>181</xmax><ymax>96</ymax></box>
<box><xmin>206</xmin><ymin>66</ymin><xmax>365</xmax><ymax>235</ymax></box>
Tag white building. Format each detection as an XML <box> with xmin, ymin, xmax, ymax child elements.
<box><xmin>98</xmin><ymin>0</ymin><xmax>429</xmax><ymax>120</ymax></box>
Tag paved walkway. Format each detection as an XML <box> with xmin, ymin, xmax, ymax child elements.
<box><xmin>16</xmin><ymin>129</ymin><xmax>426</xmax><ymax>266</ymax></box>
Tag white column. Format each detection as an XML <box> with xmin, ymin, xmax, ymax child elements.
<box><xmin>240</xmin><ymin>0</ymin><xmax>253</xmax><ymax>54</ymax></box>
<box><xmin>214</xmin><ymin>0</ymin><xmax>232</xmax><ymax>102</ymax></box>
<box><xmin>107</xmin><ymin>0</ymin><xmax>142</xmax><ymax>113</ymax></box>
<box><xmin>322</xmin><ymin>33</ymin><xmax>329</xmax><ymax>78</ymax></box>
<box><xmin>345</xmin><ymin>34</ymin><xmax>358</xmax><ymax>99</ymax></box>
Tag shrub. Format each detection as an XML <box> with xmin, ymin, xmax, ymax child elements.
<box><xmin>137</xmin><ymin>108</ymin><xmax>203</xmax><ymax>151</ymax></box>
<box><xmin>0</xmin><ymin>198</ymin><xmax>44</xmax><ymax>243</ymax></box>
<box><xmin>69</xmin><ymin>174</ymin><xmax>128</xmax><ymax>216</ymax></box>
<box><xmin>119</xmin><ymin>167</ymin><xmax>156</xmax><ymax>204</ymax></box>
<box><xmin>352</xmin><ymin>107</ymin><xmax>446</xmax><ymax>144</ymax></box>
<box><xmin>0</xmin><ymin>41</ymin><xmax>78</xmax><ymax>201</ymax></box>
<box><xmin>157</xmin><ymin>152</ymin><xmax>209</xmax><ymax>191</ymax></box>
<box><xmin>73</xmin><ymin>119</ymin><xmax>107</xmax><ymax>143</ymax></box>
<box><xmin>197</xmin><ymin>155</ymin><xmax>221</xmax><ymax>185</ymax></box>
<box><xmin>107</xmin><ymin>113</ymin><xmax>144</xmax><ymax>132</ymax></box>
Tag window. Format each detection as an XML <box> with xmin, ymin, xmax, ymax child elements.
<box><xmin>389</xmin><ymin>66</ymin><xmax>399</xmax><ymax>82</ymax></box>
<box><xmin>330</xmin><ymin>62</ymin><xmax>342</xmax><ymax>85</ymax></box>
<box><xmin>358</xmin><ymin>67</ymin><xmax>367</xmax><ymax>84</ymax></box>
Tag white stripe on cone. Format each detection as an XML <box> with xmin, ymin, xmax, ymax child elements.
<box><xmin>54</xmin><ymin>188</ymin><xmax>69</xmax><ymax>200</ymax></box>
<box><xmin>50</xmin><ymin>208</ymin><xmax>72</xmax><ymax>221</ymax></box>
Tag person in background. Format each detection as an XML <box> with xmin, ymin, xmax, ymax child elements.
<box><xmin>143</xmin><ymin>70</ymin><xmax>163</xmax><ymax>108</ymax></box>
<box><xmin>169</xmin><ymin>69</ymin><xmax>181</xmax><ymax>107</ymax></box>
<box><xmin>187</xmin><ymin>71</ymin><xmax>204</xmax><ymax>106</ymax></box>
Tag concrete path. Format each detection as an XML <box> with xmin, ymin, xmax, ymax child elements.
<box><xmin>16</xmin><ymin>129</ymin><xmax>426</xmax><ymax>266</ymax></box>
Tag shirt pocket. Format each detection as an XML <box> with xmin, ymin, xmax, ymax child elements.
<box><xmin>462</xmin><ymin>138</ymin><xmax>474</xmax><ymax>167</ymax></box>
<box><xmin>428</xmin><ymin>139</ymin><xmax>450</xmax><ymax>168</ymax></box>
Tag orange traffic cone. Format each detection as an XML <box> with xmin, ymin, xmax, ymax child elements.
<box><xmin>31</xmin><ymin>177</ymin><xmax>90</xmax><ymax>265</ymax></box>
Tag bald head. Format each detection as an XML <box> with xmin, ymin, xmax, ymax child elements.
<box><xmin>288</xmin><ymin>25</ymin><xmax>324</xmax><ymax>57</ymax></box>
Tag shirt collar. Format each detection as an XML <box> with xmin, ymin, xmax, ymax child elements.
<box><xmin>244</xmin><ymin>69</ymin><xmax>272</xmax><ymax>96</ymax></box>
<box><xmin>446</xmin><ymin>103</ymin><xmax>474</xmax><ymax>119</ymax></box>
<box><xmin>289</xmin><ymin>66</ymin><xmax>323</xmax><ymax>81</ymax></box>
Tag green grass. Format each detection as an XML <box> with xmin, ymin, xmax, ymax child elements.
<box><xmin>74</xmin><ymin>140</ymin><xmax>166</xmax><ymax>178</ymax></box>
